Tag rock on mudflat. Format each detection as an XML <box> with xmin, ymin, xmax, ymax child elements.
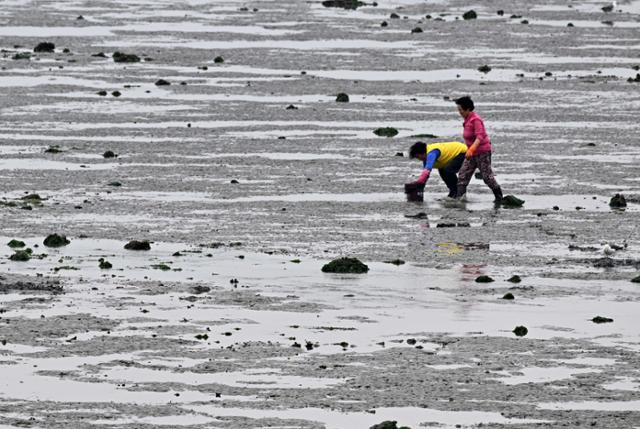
<box><xmin>462</xmin><ymin>10</ymin><xmax>477</xmax><ymax>20</ymax></box>
<box><xmin>609</xmin><ymin>193</ymin><xmax>627</xmax><ymax>208</ymax></box>
<box><xmin>336</xmin><ymin>93</ymin><xmax>349</xmax><ymax>102</ymax></box>
<box><xmin>508</xmin><ymin>275</ymin><xmax>522</xmax><ymax>283</ymax></box>
<box><xmin>98</xmin><ymin>258</ymin><xmax>112</xmax><ymax>269</ymax></box>
<box><xmin>322</xmin><ymin>0</ymin><xmax>365</xmax><ymax>9</ymax></box>
<box><xmin>370</xmin><ymin>421</ymin><xmax>410</xmax><ymax>429</ymax></box>
<box><xmin>500</xmin><ymin>195</ymin><xmax>525</xmax><ymax>208</ymax></box>
<box><xmin>513</xmin><ymin>326</ymin><xmax>528</xmax><ymax>337</ymax></box>
<box><xmin>43</xmin><ymin>234</ymin><xmax>70</xmax><ymax>248</ymax></box>
<box><xmin>373</xmin><ymin>127</ymin><xmax>398</xmax><ymax>137</ymax></box>
<box><xmin>103</xmin><ymin>150</ymin><xmax>116</xmax><ymax>158</ymax></box>
<box><xmin>113</xmin><ymin>51</ymin><xmax>140</xmax><ymax>63</ymax></box>
<box><xmin>9</xmin><ymin>249</ymin><xmax>32</xmax><ymax>261</ymax></box>
<box><xmin>322</xmin><ymin>257</ymin><xmax>369</xmax><ymax>273</ymax></box>
<box><xmin>502</xmin><ymin>293</ymin><xmax>515</xmax><ymax>300</ymax></box>
<box><xmin>7</xmin><ymin>240</ymin><xmax>26</xmax><ymax>248</ymax></box>
<box><xmin>592</xmin><ymin>316</ymin><xmax>613</xmax><ymax>324</ymax></box>
<box><xmin>124</xmin><ymin>240</ymin><xmax>151</xmax><ymax>251</ymax></box>
<box><xmin>33</xmin><ymin>42</ymin><xmax>55</xmax><ymax>52</ymax></box>
<box><xmin>478</xmin><ymin>64</ymin><xmax>492</xmax><ymax>73</ymax></box>
<box><xmin>632</xmin><ymin>275</ymin><xmax>640</xmax><ymax>283</ymax></box>
<box><xmin>214</xmin><ymin>56</ymin><xmax>224</xmax><ymax>63</ymax></box>
<box><xmin>155</xmin><ymin>79</ymin><xmax>171</xmax><ymax>86</ymax></box>
<box><xmin>475</xmin><ymin>275</ymin><xmax>494</xmax><ymax>283</ymax></box>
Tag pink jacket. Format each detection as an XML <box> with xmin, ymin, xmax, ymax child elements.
<box><xmin>463</xmin><ymin>112</ymin><xmax>492</xmax><ymax>156</ymax></box>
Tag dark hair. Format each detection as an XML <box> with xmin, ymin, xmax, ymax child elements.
<box><xmin>409</xmin><ymin>142</ymin><xmax>426</xmax><ymax>159</ymax></box>
<box><xmin>455</xmin><ymin>96</ymin><xmax>474</xmax><ymax>112</ymax></box>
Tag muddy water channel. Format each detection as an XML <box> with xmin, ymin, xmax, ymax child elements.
<box><xmin>1</xmin><ymin>0</ymin><xmax>640</xmax><ymax>427</ymax></box>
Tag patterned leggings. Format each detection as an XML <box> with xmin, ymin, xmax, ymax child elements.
<box><xmin>456</xmin><ymin>152</ymin><xmax>502</xmax><ymax>197</ymax></box>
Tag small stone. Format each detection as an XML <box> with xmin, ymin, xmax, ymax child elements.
<box><xmin>609</xmin><ymin>193</ymin><xmax>627</xmax><ymax>208</ymax></box>
<box><xmin>9</xmin><ymin>250</ymin><xmax>32</xmax><ymax>262</ymax></box>
<box><xmin>286</xmin><ymin>104</ymin><xmax>298</xmax><ymax>110</ymax></box>
<box><xmin>567</xmin><ymin>22</ymin><xmax>574</xmax><ymax>27</ymax></box>
<box><xmin>112</xmin><ymin>91</ymin><xmax>121</xmax><ymax>97</ymax></box>
<box><xmin>108</xmin><ymin>181</ymin><xmax>122</xmax><ymax>187</ymax></box>
<box><xmin>124</xmin><ymin>240</ymin><xmax>151</xmax><ymax>251</ymax></box>
<box><xmin>502</xmin><ymin>293</ymin><xmax>515</xmax><ymax>300</ymax></box>
<box><xmin>214</xmin><ymin>56</ymin><xmax>224</xmax><ymax>63</ymax></box>
<box><xmin>43</xmin><ymin>234</ymin><xmax>70</xmax><ymax>248</ymax></box>
<box><xmin>230</xmin><ymin>179</ymin><xmax>239</xmax><ymax>184</ymax></box>
<box><xmin>507</xmin><ymin>275</ymin><xmax>521</xmax><ymax>283</ymax></box>
<box><xmin>322</xmin><ymin>0</ymin><xmax>364</xmax><ymax>8</ymax></box>
<box><xmin>513</xmin><ymin>326</ymin><xmax>528</xmax><ymax>337</ymax></box>
<box><xmin>381</xmin><ymin>21</ymin><xmax>388</xmax><ymax>27</ymax></box>
<box><xmin>497</xmin><ymin>10</ymin><xmax>504</xmax><ymax>16</ymax></box>
<box><xmin>336</xmin><ymin>93</ymin><xmax>350</xmax><ymax>102</ymax></box>
<box><xmin>592</xmin><ymin>316</ymin><xmax>613</xmax><ymax>324</ymax></box>
<box><xmin>155</xmin><ymin>79</ymin><xmax>171</xmax><ymax>86</ymax></box>
<box><xmin>384</xmin><ymin>259</ymin><xmax>405</xmax><ymax>265</ymax></box>
<box><xmin>478</xmin><ymin>64</ymin><xmax>492</xmax><ymax>73</ymax></box>
<box><xmin>395</xmin><ymin>152</ymin><xmax>404</xmax><ymax>157</ymax></box>
<box><xmin>411</xmin><ymin>27</ymin><xmax>423</xmax><ymax>33</ymax></box>
<box><xmin>406</xmin><ymin>338</ymin><xmax>416</xmax><ymax>345</ymax></box>
<box><xmin>373</xmin><ymin>127</ymin><xmax>398</xmax><ymax>137</ymax></box>
<box><xmin>97</xmin><ymin>90</ymin><xmax>107</xmax><ymax>96</ymax></box>
<box><xmin>99</xmin><ymin>258</ymin><xmax>112</xmax><ymax>269</ymax></box>
<box><xmin>322</xmin><ymin>257</ymin><xmax>369</xmax><ymax>274</ymax></box>
<box><xmin>34</xmin><ymin>42</ymin><xmax>55</xmax><ymax>53</ymax></box>
<box><xmin>475</xmin><ymin>275</ymin><xmax>494</xmax><ymax>283</ymax></box>
<box><xmin>462</xmin><ymin>10</ymin><xmax>477</xmax><ymax>20</ymax></box>
<box><xmin>631</xmin><ymin>275</ymin><xmax>640</xmax><ymax>283</ymax></box>
<box><xmin>113</xmin><ymin>52</ymin><xmax>140</xmax><ymax>63</ymax></box>
<box><xmin>390</xmin><ymin>13</ymin><xmax>400</xmax><ymax>19</ymax></box>
<box><xmin>103</xmin><ymin>150</ymin><xmax>116</xmax><ymax>158</ymax></box>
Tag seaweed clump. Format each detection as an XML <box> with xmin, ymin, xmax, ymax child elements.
<box><xmin>43</xmin><ymin>234</ymin><xmax>70</xmax><ymax>248</ymax></box>
<box><xmin>322</xmin><ymin>257</ymin><xmax>369</xmax><ymax>274</ymax></box>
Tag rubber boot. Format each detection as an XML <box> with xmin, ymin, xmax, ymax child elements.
<box><xmin>492</xmin><ymin>187</ymin><xmax>503</xmax><ymax>203</ymax></box>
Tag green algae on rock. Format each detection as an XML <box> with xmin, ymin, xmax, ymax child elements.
<box><xmin>151</xmin><ymin>263</ymin><xmax>171</xmax><ymax>271</ymax></box>
<box><xmin>336</xmin><ymin>92</ymin><xmax>349</xmax><ymax>102</ymax></box>
<box><xmin>98</xmin><ymin>258</ymin><xmax>112</xmax><ymax>269</ymax></box>
<box><xmin>33</xmin><ymin>42</ymin><xmax>55</xmax><ymax>53</ymax></box>
<box><xmin>632</xmin><ymin>275</ymin><xmax>640</xmax><ymax>283</ymax></box>
<box><xmin>500</xmin><ymin>195</ymin><xmax>525</xmax><ymax>208</ymax></box>
<box><xmin>513</xmin><ymin>326</ymin><xmax>528</xmax><ymax>337</ymax></box>
<box><xmin>508</xmin><ymin>275</ymin><xmax>522</xmax><ymax>283</ymax></box>
<box><xmin>7</xmin><ymin>240</ymin><xmax>26</xmax><ymax>248</ymax></box>
<box><xmin>9</xmin><ymin>249</ymin><xmax>32</xmax><ymax>262</ymax></box>
<box><xmin>322</xmin><ymin>257</ymin><xmax>369</xmax><ymax>273</ymax></box>
<box><xmin>373</xmin><ymin>127</ymin><xmax>399</xmax><ymax>137</ymax></box>
<box><xmin>43</xmin><ymin>234</ymin><xmax>70</xmax><ymax>248</ymax></box>
<box><xmin>113</xmin><ymin>51</ymin><xmax>140</xmax><ymax>63</ymax></box>
<box><xmin>462</xmin><ymin>10</ymin><xmax>477</xmax><ymax>20</ymax></box>
<box><xmin>609</xmin><ymin>193</ymin><xmax>627</xmax><ymax>208</ymax></box>
<box><xmin>124</xmin><ymin>240</ymin><xmax>151</xmax><ymax>250</ymax></box>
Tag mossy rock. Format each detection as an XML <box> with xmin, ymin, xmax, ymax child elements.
<box><xmin>12</xmin><ymin>52</ymin><xmax>31</xmax><ymax>60</ymax></box>
<box><xmin>9</xmin><ymin>249</ymin><xmax>32</xmax><ymax>262</ymax></box>
<box><xmin>98</xmin><ymin>258</ymin><xmax>112</xmax><ymax>269</ymax></box>
<box><xmin>322</xmin><ymin>257</ymin><xmax>369</xmax><ymax>274</ymax></box>
<box><xmin>43</xmin><ymin>234</ymin><xmax>70</xmax><ymax>248</ymax></box>
<box><xmin>370</xmin><ymin>422</ymin><xmax>410</xmax><ymax>429</ymax></box>
<box><xmin>336</xmin><ymin>93</ymin><xmax>349</xmax><ymax>102</ymax></box>
<box><xmin>502</xmin><ymin>292</ymin><xmax>515</xmax><ymax>300</ymax></box>
<box><xmin>103</xmin><ymin>150</ymin><xmax>116</xmax><ymax>158</ymax></box>
<box><xmin>475</xmin><ymin>275</ymin><xmax>494</xmax><ymax>283</ymax></box>
<box><xmin>155</xmin><ymin>79</ymin><xmax>171</xmax><ymax>86</ymax></box>
<box><xmin>507</xmin><ymin>275</ymin><xmax>522</xmax><ymax>283</ymax></box>
<box><xmin>8</xmin><ymin>240</ymin><xmax>26</xmax><ymax>248</ymax></box>
<box><xmin>462</xmin><ymin>10</ymin><xmax>477</xmax><ymax>20</ymax></box>
<box><xmin>631</xmin><ymin>275</ymin><xmax>640</xmax><ymax>283</ymax></box>
<box><xmin>34</xmin><ymin>42</ymin><xmax>55</xmax><ymax>53</ymax></box>
<box><xmin>113</xmin><ymin>51</ymin><xmax>140</xmax><ymax>63</ymax></box>
<box><xmin>592</xmin><ymin>316</ymin><xmax>613</xmax><ymax>324</ymax></box>
<box><xmin>513</xmin><ymin>326</ymin><xmax>528</xmax><ymax>337</ymax></box>
<box><xmin>609</xmin><ymin>193</ymin><xmax>627</xmax><ymax>208</ymax></box>
<box><xmin>214</xmin><ymin>56</ymin><xmax>224</xmax><ymax>63</ymax></box>
<box><xmin>322</xmin><ymin>0</ymin><xmax>365</xmax><ymax>9</ymax></box>
<box><xmin>152</xmin><ymin>264</ymin><xmax>171</xmax><ymax>271</ymax></box>
<box><xmin>501</xmin><ymin>195</ymin><xmax>525</xmax><ymax>208</ymax></box>
<box><xmin>124</xmin><ymin>240</ymin><xmax>151</xmax><ymax>251</ymax></box>
<box><xmin>373</xmin><ymin>127</ymin><xmax>399</xmax><ymax>137</ymax></box>
<box><xmin>21</xmin><ymin>194</ymin><xmax>42</xmax><ymax>201</ymax></box>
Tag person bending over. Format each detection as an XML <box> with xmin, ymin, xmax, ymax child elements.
<box><xmin>407</xmin><ymin>141</ymin><xmax>467</xmax><ymax>199</ymax></box>
<box><xmin>454</xmin><ymin>96</ymin><xmax>503</xmax><ymax>202</ymax></box>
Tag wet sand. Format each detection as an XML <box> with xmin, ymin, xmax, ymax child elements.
<box><xmin>1</xmin><ymin>0</ymin><xmax>639</xmax><ymax>428</ymax></box>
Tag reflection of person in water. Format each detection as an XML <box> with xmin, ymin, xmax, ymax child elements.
<box><xmin>454</xmin><ymin>96</ymin><xmax>503</xmax><ymax>202</ymax></box>
<box><xmin>406</xmin><ymin>141</ymin><xmax>467</xmax><ymax>199</ymax></box>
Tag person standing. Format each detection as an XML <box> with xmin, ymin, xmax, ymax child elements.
<box><xmin>454</xmin><ymin>96</ymin><xmax>503</xmax><ymax>202</ymax></box>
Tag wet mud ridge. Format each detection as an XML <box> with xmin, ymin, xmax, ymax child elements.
<box><xmin>1</xmin><ymin>0</ymin><xmax>640</xmax><ymax>427</ymax></box>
